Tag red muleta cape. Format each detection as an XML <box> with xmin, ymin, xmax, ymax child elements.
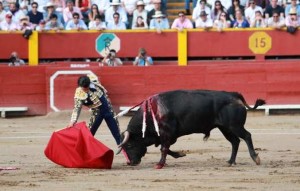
<box><xmin>44</xmin><ymin>122</ymin><xmax>114</xmax><ymax>169</ymax></box>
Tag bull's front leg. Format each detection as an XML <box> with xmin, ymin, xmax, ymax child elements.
<box><xmin>155</xmin><ymin>121</ymin><xmax>173</xmax><ymax>169</ymax></box>
<box><xmin>155</xmin><ymin>146</ymin><xmax>169</xmax><ymax>169</ymax></box>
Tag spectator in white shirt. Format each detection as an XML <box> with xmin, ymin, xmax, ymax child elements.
<box><xmin>195</xmin><ymin>10</ymin><xmax>213</xmax><ymax>30</ymax></box>
<box><xmin>105</xmin><ymin>0</ymin><xmax>128</xmax><ymax>26</ymax></box>
<box><xmin>244</xmin><ymin>0</ymin><xmax>263</xmax><ymax>23</ymax></box>
<box><xmin>106</xmin><ymin>12</ymin><xmax>126</xmax><ymax>29</ymax></box>
<box><xmin>0</xmin><ymin>11</ymin><xmax>18</xmax><ymax>31</ymax></box>
<box><xmin>89</xmin><ymin>14</ymin><xmax>106</xmax><ymax>30</ymax></box>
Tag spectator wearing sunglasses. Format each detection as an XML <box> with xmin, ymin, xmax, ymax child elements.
<box><xmin>65</xmin><ymin>12</ymin><xmax>87</xmax><ymax>30</ymax></box>
<box><xmin>267</xmin><ymin>10</ymin><xmax>285</xmax><ymax>29</ymax></box>
<box><xmin>245</xmin><ymin>0</ymin><xmax>263</xmax><ymax>23</ymax></box>
<box><xmin>171</xmin><ymin>11</ymin><xmax>193</xmax><ymax>31</ymax></box>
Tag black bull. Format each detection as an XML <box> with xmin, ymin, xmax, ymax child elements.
<box><xmin>118</xmin><ymin>90</ymin><xmax>265</xmax><ymax>169</ymax></box>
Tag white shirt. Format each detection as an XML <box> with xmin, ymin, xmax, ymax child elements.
<box><xmin>267</xmin><ymin>17</ymin><xmax>285</xmax><ymax>28</ymax></box>
<box><xmin>245</xmin><ymin>5</ymin><xmax>263</xmax><ymax>23</ymax></box>
<box><xmin>121</xmin><ymin>0</ymin><xmax>138</xmax><ymax>13</ymax></box>
<box><xmin>0</xmin><ymin>20</ymin><xmax>19</xmax><ymax>31</ymax></box>
<box><xmin>192</xmin><ymin>5</ymin><xmax>212</xmax><ymax>21</ymax></box>
<box><xmin>195</xmin><ymin>17</ymin><xmax>213</xmax><ymax>28</ymax></box>
<box><xmin>106</xmin><ymin>21</ymin><xmax>127</xmax><ymax>29</ymax></box>
<box><xmin>88</xmin><ymin>21</ymin><xmax>107</xmax><ymax>30</ymax></box>
<box><xmin>105</xmin><ymin>6</ymin><xmax>128</xmax><ymax>24</ymax></box>
<box><xmin>0</xmin><ymin>10</ymin><xmax>7</xmax><ymax>23</ymax></box>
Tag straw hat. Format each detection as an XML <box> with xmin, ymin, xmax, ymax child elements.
<box><xmin>136</xmin><ymin>0</ymin><xmax>145</xmax><ymax>6</ymax></box>
<box><xmin>152</xmin><ymin>11</ymin><xmax>165</xmax><ymax>18</ymax></box>
<box><xmin>19</xmin><ymin>15</ymin><xmax>29</xmax><ymax>21</ymax></box>
<box><xmin>44</xmin><ymin>2</ymin><xmax>57</xmax><ymax>11</ymax></box>
<box><xmin>289</xmin><ymin>8</ymin><xmax>297</xmax><ymax>15</ymax></box>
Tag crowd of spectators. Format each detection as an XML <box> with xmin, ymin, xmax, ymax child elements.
<box><xmin>0</xmin><ymin>0</ymin><xmax>299</xmax><ymax>32</ymax></box>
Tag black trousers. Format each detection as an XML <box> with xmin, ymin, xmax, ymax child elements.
<box><xmin>90</xmin><ymin>95</ymin><xmax>121</xmax><ymax>145</ymax></box>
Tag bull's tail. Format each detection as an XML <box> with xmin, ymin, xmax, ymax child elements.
<box><xmin>232</xmin><ymin>92</ymin><xmax>266</xmax><ymax>110</ymax></box>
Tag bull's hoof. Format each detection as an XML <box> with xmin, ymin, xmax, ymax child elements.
<box><xmin>254</xmin><ymin>155</ymin><xmax>261</xmax><ymax>165</ymax></box>
<box><xmin>154</xmin><ymin>163</ymin><xmax>165</xmax><ymax>169</ymax></box>
<box><xmin>227</xmin><ymin>161</ymin><xmax>236</xmax><ymax>167</ymax></box>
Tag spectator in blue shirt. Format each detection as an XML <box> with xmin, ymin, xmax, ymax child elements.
<box><xmin>149</xmin><ymin>11</ymin><xmax>169</xmax><ymax>33</ymax></box>
<box><xmin>65</xmin><ymin>12</ymin><xmax>87</xmax><ymax>30</ymax></box>
<box><xmin>133</xmin><ymin>48</ymin><xmax>153</xmax><ymax>66</ymax></box>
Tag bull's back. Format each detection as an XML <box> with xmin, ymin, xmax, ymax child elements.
<box><xmin>158</xmin><ymin>90</ymin><xmax>231</xmax><ymax>136</ymax></box>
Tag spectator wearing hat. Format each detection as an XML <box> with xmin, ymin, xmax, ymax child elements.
<box><xmin>105</xmin><ymin>0</ymin><xmax>127</xmax><ymax>26</ymax></box>
<box><xmin>149</xmin><ymin>10</ymin><xmax>169</xmax><ymax>33</ymax></box>
<box><xmin>106</xmin><ymin>11</ymin><xmax>126</xmax><ymax>29</ymax></box>
<box><xmin>132</xmin><ymin>0</ymin><xmax>148</xmax><ymax>28</ymax></box>
<box><xmin>133</xmin><ymin>48</ymin><xmax>153</xmax><ymax>66</ymax></box>
<box><xmin>35</xmin><ymin>19</ymin><xmax>47</xmax><ymax>31</ymax></box>
<box><xmin>285</xmin><ymin>0</ymin><xmax>300</xmax><ymax>17</ymax></box>
<box><xmin>147</xmin><ymin>0</ymin><xmax>167</xmax><ymax>25</ymax></box>
<box><xmin>27</xmin><ymin>2</ymin><xmax>44</xmax><ymax>27</ymax></box>
<box><xmin>65</xmin><ymin>12</ymin><xmax>87</xmax><ymax>30</ymax></box>
<box><xmin>132</xmin><ymin>15</ymin><xmax>148</xmax><ymax>29</ymax></box>
<box><xmin>121</xmin><ymin>0</ymin><xmax>138</xmax><ymax>29</ymax></box>
<box><xmin>18</xmin><ymin>14</ymin><xmax>34</xmax><ymax>31</ymax></box>
<box><xmin>285</xmin><ymin>8</ymin><xmax>300</xmax><ymax>33</ymax></box>
<box><xmin>192</xmin><ymin>0</ymin><xmax>212</xmax><ymax>21</ymax></box>
<box><xmin>265</xmin><ymin>0</ymin><xmax>284</xmax><ymax>19</ymax></box>
<box><xmin>89</xmin><ymin>14</ymin><xmax>106</xmax><ymax>30</ymax></box>
<box><xmin>63</xmin><ymin>0</ymin><xmax>83</xmax><ymax>24</ymax></box>
<box><xmin>195</xmin><ymin>10</ymin><xmax>213</xmax><ymax>30</ymax></box>
<box><xmin>267</xmin><ymin>10</ymin><xmax>285</xmax><ymax>29</ymax></box>
<box><xmin>171</xmin><ymin>11</ymin><xmax>193</xmax><ymax>31</ymax></box>
<box><xmin>45</xmin><ymin>13</ymin><xmax>64</xmax><ymax>31</ymax></box>
<box><xmin>44</xmin><ymin>2</ymin><xmax>64</xmax><ymax>25</ymax></box>
<box><xmin>244</xmin><ymin>0</ymin><xmax>263</xmax><ymax>23</ymax></box>
<box><xmin>0</xmin><ymin>1</ymin><xmax>7</xmax><ymax>23</ymax></box>
<box><xmin>0</xmin><ymin>12</ymin><xmax>18</xmax><ymax>31</ymax></box>
<box><xmin>231</xmin><ymin>9</ymin><xmax>249</xmax><ymax>28</ymax></box>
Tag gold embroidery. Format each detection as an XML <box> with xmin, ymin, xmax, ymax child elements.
<box><xmin>74</xmin><ymin>87</ymin><xmax>88</xmax><ymax>100</ymax></box>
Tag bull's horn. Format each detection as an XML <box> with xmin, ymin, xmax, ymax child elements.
<box><xmin>118</xmin><ymin>131</ymin><xmax>130</xmax><ymax>148</ymax></box>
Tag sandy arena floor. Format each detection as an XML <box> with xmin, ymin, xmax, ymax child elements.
<box><xmin>0</xmin><ymin>111</ymin><xmax>300</xmax><ymax>191</ymax></box>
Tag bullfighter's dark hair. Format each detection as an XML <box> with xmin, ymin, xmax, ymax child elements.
<box><xmin>78</xmin><ymin>76</ymin><xmax>90</xmax><ymax>88</ymax></box>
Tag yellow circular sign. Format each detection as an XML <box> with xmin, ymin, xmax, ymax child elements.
<box><xmin>249</xmin><ymin>32</ymin><xmax>272</xmax><ymax>54</ymax></box>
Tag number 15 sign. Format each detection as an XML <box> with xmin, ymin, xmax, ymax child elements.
<box><xmin>249</xmin><ymin>32</ymin><xmax>272</xmax><ymax>54</ymax></box>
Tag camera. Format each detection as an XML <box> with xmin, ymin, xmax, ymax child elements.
<box><xmin>9</xmin><ymin>55</ymin><xmax>17</xmax><ymax>64</ymax></box>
